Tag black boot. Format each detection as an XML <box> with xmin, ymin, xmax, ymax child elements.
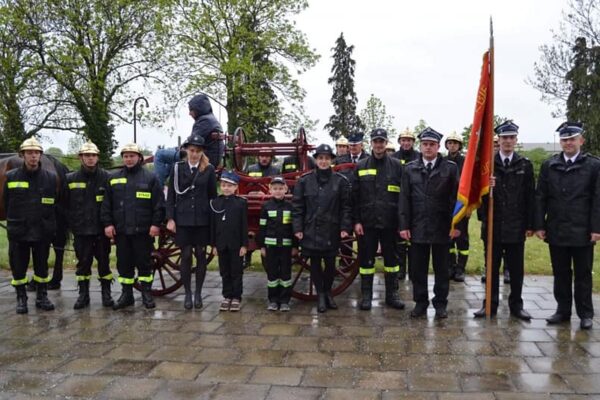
<box><xmin>455</xmin><ymin>252</ymin><xmax>468</xmax><ymax>282</ymax></box>
<box><xmin>48</xmin><ymin>256</ymin><xmax>63</xmax><ymax>290</ymax></box>
<box><xmin>323</xmin><ymin>274</ymin><xmax>337</xmax><ymax>310</ymax></box>
<box><xmin>359</xmin><ymin>275</ymin><xmax>373</xmax><ymax>311</ymax></box>
<box><xmin>141</xmin><ymin>282</ymin><xmax>155</xmax><ymax>309</ymax></box>
<box><xmin>26</xmin><ymin>280</ymin><xmax>37</xmax><ymax>292</ymax></box>
<box><xmin>398</xmin><ymin>264</ymin><xmax>407</xmax><ymax>281</ymax></box>
<box><xmin>113</xmin><ymin>284</ymin><xmax>135</xmax><ymax>310</ymax></box>
<box><xmin>194</xmin><ymin>261</ymin><xmax>207</xmax><ymax>309</ymax></box>
<box><xmin>317</xmin><ymin>292</ymin><xmax>327</xmax><ymax>313</ymax></box>
<box><xmin>15</xmin><ymin>285</ymin><xmax>28</xmax><ymax>314</ymax></box>
<box><xmin>74</xmin><ymin>280</ymin><xmax>90</xmax><ymax>310</ymax></box>
<box><xmin>100</xmin><ymin>279</ymin><xmax>114</xmax><ymax>308</ymax></box>
<box><xmin>453</xmin><ymin>266</ymin><xmax>465</xmax><ymax>282</ymax></box>
<box><xmin>384</xmin><ymin>273</ymin><xmax>405</xmax><ymax>309</ymax></box>
<box><xmin>181</xmin><ymin>262</ymin><xmax>193</xmax><ymax>310</ymax></box>
<box><xmin>35</xmin><ymin>283</ymin><xmax>55</xmax><ymax>311</ymax></box>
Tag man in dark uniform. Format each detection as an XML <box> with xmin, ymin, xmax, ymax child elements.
<box><xmin>281</xmin><ymin>139</ymin><xmax>316</xmax><ymax>174</ymax></box>
<box><xmin>189</xmin><ymin>94</ymin><xmax>224</xmax><ymax>167</ymax></box>
<box><xmin>353</xmin><ymin>128</ymin><xmax>405</xmax><ymax>311</ymax></box>
<box><xmin>246</xmin><ymin>153</ymin><xmax>280</xmax><ymax>177</ymax></box>
<box><xmin>399</xmin><ymin>127</ymin><xmax>463</xmax><ymax>319</ymax></box>
<box><xmin>335</xmin><ymin>132</ymin><xmax>368</xmax><ymax>165</ymax></box>
<box><xmin>4</xmin><ymin>137</ymin><xmax>58</xmax><ymax>314</ymax></box>
<box><xmin>101</xmin><ymin>143</ymin><xmax>164</xmax><ymax>310</ymax></box>
<box><xmin>535</xmin><ymin>122</ymin><xmax>600</xmax><ymax>330</ymax></box>
<box><xmin>444</xmin><ymin>132</ymin><xmax>469</xmax><ymax>282</ymax></box>
<box><xmin>474</xmin><ymin>121</ymin><xmax>534</xmax><ymax>320</ymax></box>
<box><xmin>66</xmin><ymin>141</ymin><xmax>114</xmax><ymax>309</ymax></box>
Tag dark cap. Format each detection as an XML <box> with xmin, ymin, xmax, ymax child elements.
<box><xmin>270</xmin><ymin>176</ymin><xmax>286</xmax><ymax>185</ymax></box>
<box><xmin>556</xmin><ymin>121</ymin><xmax>583</xmax><ymax>139</ymax></box>
<box><xmin>347</xmin><ymin>132</ymin><xmax>364</xmax><ymax>144</ymax></box>
<box><xmin>313</xmin><ymin>143</ymin><xmax>336</xmax><ymax>159</ymax></box>
<box><xmin>418</xmin><ymin>127</ymin><xmax>443</xmax><ymax>142</ymax></box>
<box><xmin>370</xmin><ymin>128</ymin><xmax>388</xmax><ymax>141</ymax></box>
<box><xmin>220</xmin><ymin>170</ymin><xmax>240</xmax><ymax>185</ymax></box>
<box><xmin>494</xmin><ymin>120</ymin><xmax>519</xmax><ymax>136</ymax></box>
<box><xmin>183</xmin><ymin>134</ymin><xmax>205</xmax><ymax>148</ymax></box>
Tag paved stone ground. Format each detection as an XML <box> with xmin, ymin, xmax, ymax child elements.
<box><xmin>1</xmin><ymin>271</ymin><xmax>600</xmax><ymax>399</ymax></box>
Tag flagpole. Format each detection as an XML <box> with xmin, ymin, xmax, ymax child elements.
<box><xmin>485</xmin><ymin>17</ymin><xmax>495</xmax><ymax>318</ymax></box>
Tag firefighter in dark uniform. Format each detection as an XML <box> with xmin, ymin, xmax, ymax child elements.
<box><xmin>101</xmin><ymin>143</ymin><xmax>164</xmax><ymax>310</ymax></box>
<box><xmin>246</xmin><ymin>153</ymin><xmax>280</xmax><ymax>177</ymax></box>
<box><xmin>335</xmin><ymin>136</ymin><xmax>349</xmax><ymax>158</ymax></box>
<box><xmin>166</xmin><ymin>134</ymin><xmax>217</xmax><ymax>310</ymax></box>
<box><xmin>353</xmin><ymin>128</ymin><xmax>405</xmax><ymax>311</ymax></box>
<box><xmin>258</xmin><ymin>176</ymin><xmax>297</xmax><ymax>311</ymax></box>
<box><xmin>281</xmin><ymin>139</ymin><xmax>316</xmax><ymax>174</ymax></box>
<box><xmin>4</xmin><ymin>138</ymin><xmax>57</xmax><ymax>314</ymax></box>
<box><xmin>66</xmin><ymin>141</ymin><xmax>114</xmax><ymax>309</ymax></box>
<box><xmin>444</xmin><ymin>132</ymin><xmax>469</xmax><ymax>282</ymax></box>
<box><xmin>391</xmin><ymin>128</ymin><xmax>420</xmax><ymax>280</ymax></box>
<box><xmin>474</xmin><ymin>121</ymin><xmax>534</xmax><ymax>320</ymax></box>
<box><xmin>292</xmin><ymin>144</ymin><xmax>352</xmax><ymax>313</ymax></box>
<box><xmin>535</xmin><ymin>122</ymin><xmax>600</xmax><ymax>330</ymax></box>
<box><xmin>399</xmin><ymin>127</ymin><xmax>463</xmax><ymax>319</ymax></box>
<box><xmin>335</xmin><ymin>132</ymin><xmax>368</xmax><ymax>165</ymax></box>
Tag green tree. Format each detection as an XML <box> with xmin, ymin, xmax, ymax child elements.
<box><xmin>15</xmin><ymin>0</ymin><xmax>171</xmax><ymax>165</ymax></box>
<box><xmin>45</xmin><ymin>146</ymin><xmax>63</xmax><ymax>157</ymax></box>
<box><xmin>324</xmin><ymin>33</ymin><xmax>363</xmax><ymax>139</ymax></box>
<box><xmin>359</xmin><ymin>94</ymin><xmax>396</xmax><ymax>137</ymax></box>
<box><xmin>169</xmin><ymin>0</ymin><xmax>319</xmax><ymax>141</ymax></box>
<box><xmin>413</xmin><ymin>119</ymin><xmax>428</xmax><ymax>137</ymax></box>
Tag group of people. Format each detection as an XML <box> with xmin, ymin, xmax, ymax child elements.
<box><xmin>3</xmin><ymin>110</ymin><xmax>599</xmax><ymax>330</ymax></box>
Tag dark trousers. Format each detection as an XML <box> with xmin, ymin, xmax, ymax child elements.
<box><xmin>549</xmin><ymin>245</ymin><xmax>594</xmax><ymax>319</ymax></box>
<box><xmin>9</xmin><ymin>240</ymin><xmax>51</xmax><ymax>285</ymax></box>
<box><xmin>218</xmin><ymin>248</ymin><xmax>243</xmax><ymax>300</ymax></box>
<box><xmin>115</xmin><ymin>234</ymin><xmax>153</xmax><ymax>283</ymax></box>
<box><xmin>484</xmin><ymin>242</ymin><xmax>525</xmax><ymax>311</ymax></box>
<box><xmin>265</xmin><ymin>246</ymin><xmax>292</xmax><ymax>304</ymax></box>
<box><xmin>359</xmin><ymin>228</ymin><xmax>400</xmax><ymax>277</ymax></box>
<box><xmin>410</xmin><ymin>242</ymin><xmax>449</xmax><ymax>309</ymax></box>
<box><xmin>449</xmin><ymin>217</ymin><xmax>469</xmax><ymax>269</ymax></box>
<box><xmin>309</xmin><ymin>252</ymin><xmax>336</xmax><ymax>294</ymax></box>
<box><xmin>74</xmin><ymin>234</ymin><xmax>112</xmax><ymax>280</ymax></box>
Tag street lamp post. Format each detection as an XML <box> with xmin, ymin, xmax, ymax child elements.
<box><xmin>133</xmin><ymin>96</ymin><xmax>149</xmax><ymax>143</ymax></box>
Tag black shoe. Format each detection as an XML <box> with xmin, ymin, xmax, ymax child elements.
<box><xmin>325</xmin><ymin>292</ymin><xmax>337</xmax><ymax>310</ymax></box>
<box><xmin>546</xmin><ymin>313</ymin><xmax>570</xmax><ymax>324</ymax></box>
<box><xmin>410</xmin><ymin>304</ymin><xmax>427</xmax><ymax>318</ymax></box>
<box><xmin>35</xmin><ymin>283</ymin><xmax>55</xmax><ymax>311</ymax></box>
<box><xmin>359</xmin><ymin>275</ymin><xmax>373</xmax><ymax>311</ymax></box>
<box><xmin>194</xmin><ymin>292</ymin><xmax>203</xmax><ymax>309</ymax></box>
<box><xmin>480</xmin><ymin>275</ymin><xmax>486</xmax><ymax>283</ymax></box>
<box><xmin>453</xmin><ymin>269</ymin><xmax>465</xmax><ymax>282</ymax></box>
<box><xmin>581</xmin><ymin>318</ymin><xmax>593</xmax><ymax>330</ymax></box>
<box><xmin>113</xmin><ymin>285</ymin><xmax>135</xmax><ymax>310</ymax></box>
<box><xmin>473</xmin><ymin>306</ymin><xmax>497</xmax><ymax>318</ymax></box>
<box><xmin>100</xmin><ymin>279</ymin><xmax>115</xmax><ymax>308</ymax></box>
<box><xmin>503</xmin><ymin>269</ymin><xmax>511</xmax><ymax>284</ymax></box>
<box><xmin>15</xmin><ymin>285</ymin><xmax>28</xmax><ymax>314</ymax></box>
<box><xmin>510</xmin><ymin>309</ymin><xmax>532</xmax><ymax>321</ymax></box>
<box><xmin>141</xmin><ymin>282</ymin><xmax>155</xmax><ymax>309</ymax></box>
<box><xmin>435</xmin><ymin>308</ymin><xmax>448</xmax><ymax>319</ymax></box>
<box><xmin>317</xmin><ymin>293</ymin><xmax>327</xmax><ymax>313</ymax></box>
<box><xmin>184</xmin><ymin>291</ymin><xmax>193</xmax><ymax>310</ymax></box>
<box><xmin>73</xmin><ymin>280</ymin><xmax>90</xmax><ymax>310</ymax></box>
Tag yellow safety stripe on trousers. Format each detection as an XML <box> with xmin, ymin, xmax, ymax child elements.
<box><xmin>449</xmin><ymin>248</ymin><xmax>458</xmax><ymax>254</ymax></box>
<box><xmin>11</xmin><ymin>277</ymin><xmax>28</xmax><ymax>286</ymax></box>
<box><xmin>284</xmin><ymin>164</ymin><xmax>296</xmax><ymax>170</ymax></box>
<box><xmin>264</xmin><ymin>237</ymin><xmax>277</xmax><ymax>246</ymax></box>
<box><xmin>110</xmin><ymin>177</ymin><xmax>127</xmax><ymax>185</ymax></box>
<box><xmin>99</xmin><ymin>273</ymin><xmax>113</xmax><ymax>281</ymax></box>
<box><xmin>249</xmin><ymin>172</ymin><xmax>263</xmax><ymax>177</ymax></box>
<box><xmin>118</xmin><ymin>276</ymin><xmax>135</xmax><ymax>284</ymax></box>
<box><xmin>282</xmin><ymin>210</ymin><xmax>291</xmax><ymax>224</ymax></box>
<box><xmin>96</xmin><ymin>195</ymin><xmax>104</xmax><ymax>202</ymax></box>
<box><xmin>76</xmin><ymin>275</ymin><xmax>92</xmax><ymax>281</ymax></box>
<box><xmin>8</xmin><ymin>181</ymin><xmax>29</xmax><ymax>189</ymax></box>
<box><xmin>268</xmin><ymin>210</ymin><xmax>277</xmax><ymax>217</ymax></box>
<box><xmin>401</xmin><ymin>240</ymin><xmax>411</xmax><ymax>246</ymax></box>
<box><xmin>259</xmin><ymin>218</ymin><xmax>267</xmax><ymax>226</ymax></box>
<box><xmin>387</xmin><ymin>185</ymin><xmax>400</xmax><ymax>193</ymax></box>
<box><xmin>136</xmin><ymin>191</ymin><xmax>151</xmax><ymax>199</ymax></box>
<box><xmin>41</xmin><ymin>197</ymin><xmax>55</xmax><ymax>204</ymax></box>
<box><xmin>267</xmin><ymin>279</ymin><xmax>280</xmax><ymax>288</ymax></box>
<box><xmin>33</xmin><ymin>274</ymin><xmax>51</xmax><ymax>283</ymax></box>
<box><xmin>137</xmin><ymin>275</ymin><xmax>153</xmax><ymax>283</ymax></box>
<box><xmin>358</xmin><ymin>169</ymin><xmax>377</xmax><ymax>177</ymax></box>
<box><xmin>280</xmin><ymin>279</ymin><xmax>292</xmax><ymax>288</ymax></box>
<box><xmin>384</xmin><ymin>266</ymin><xmax>400</xmax><ymax>273</ymax></box>
<box><xmin>68</xmin><ymin>182</ymin><xmax>87</xmax><ymax>189</ymax></box>
<box><xmin>359</xmin><ymin>267</ymin><xmax>375</xmax><ymax>275</ymax></box>
<box><xmin>458</xmin><ymin>250</ymin><xmax>470</xmax><ymax>256</ymax></box>
<box><xmin>282</xmin><ymin>238</ymin><xmax>292</xmax><ymax>246</ymax></box>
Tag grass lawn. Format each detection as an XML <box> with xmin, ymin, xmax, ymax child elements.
<box><xmin>1</xmin><ymin>219</ymin><xmax>599</xmax><ymax>290</ymax></box>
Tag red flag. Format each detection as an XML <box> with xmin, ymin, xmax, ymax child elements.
<box><xmin>452</xmin><ymin>51</ymin><xmax>494</xmax><ymax>227</ymax></box>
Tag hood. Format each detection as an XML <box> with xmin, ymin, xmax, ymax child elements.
<box><xmin>188</xmin><ymin>94</ymin><xmax>213</xmax><ymax>117</ymax></box>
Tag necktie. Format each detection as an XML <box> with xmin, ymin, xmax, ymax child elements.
<box><xmin>426</xmin><ymin>162</ymin><xmax>432</xmax><ymax>174</ymax></box>
<box><xmin>352</xmin><ymin>156</ymin><xmax>357</xmax><ymax>164</ymax></box>
<box><xmin>191</xmin><ymin>166</ymin><xmax>198</xmax><ymax>174</ymax></box>
<box><xmin>566</xmin><ymin>159</ymin><xmax>573</xmax><ymax>167</ymax></box>
<box><xmin>504</xmin><ymin>158</ymin><xmax>510</xmax><ymax>168</ymax></box>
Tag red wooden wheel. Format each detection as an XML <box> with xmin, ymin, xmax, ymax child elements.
<box><xmin>232</xmin><ymin>127</ymin><xmax>247</xmax><ymax>171</ymax></box>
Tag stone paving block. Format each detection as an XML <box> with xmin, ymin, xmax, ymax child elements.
<box><xmin>146</xmin><ymin>345</ymin><xmax>198</xmax><ymax>362</ymax></box>
<box><xmin>408</xmin><ymin>372</ymin><xmax>461</xmax><ymax>392</ymax></box>
<box><xmin>429</xmin><ymin>355</ymin><xmax>480</xmax><ymax>373</ymax></box>
<box><xmin>560</xmin><ymin>373</ymin><xmax>600</xmax><ymax>394</ymax></box>
<box><xmin>210</xmin><ymin>383</ymin><xmax>270</xmax><ymax>400</ymax></box>
<box><xmin>193</xmin><ymin>333</ymin><xmax>230</xmax><ymax>348</ymax></box>
<box><xmin>381</xmin><ymin>392</ymin><xmax>437</xmax><ymax>400</ymax></box>
<box><xmin>180</xmin><ymin>321</ymin><xmax>222</xmax><ymax>333</ymax></box>
<box><xmin>152</xmin><ymin>381</ymin><xmax>215</xmax><ymax>400</ymax></box>
<box><xmin>495</xmin><ymin>393</ymin><xmax>552</xmax><ymax>400</ymax></box>
<box><xmin>324</xmin><ymin>388</ymin><xmax>381</xmax><ymax>400</ymax></box>
<box><xmin>525</xmin><ymin>357</ymin><xmax>581</xmax><ymax>373</ymax></box>
<box><xmin>301</xmin><ymin>367</ymin><xmax>355</xmax><ymax>388</ymax></box>
<box><xmin>104</xmin><ymin>343</ymin><xmax>155</xmax><ymax>360</ymax></box>
<box><xmin>356</xmin><ymin>370</ymin><xmax>407</xmax><ymax>390</ymax></box>
<box><xmin>250</xmin><ymin>366</ymin><xmax>304</xmax><ymax>386</ymax></box>
<box><xmin>100</xmin><ymin>377</ymin><xmax>162</xmax><ymax>399</ymax></box>
<box><xmin>381</xmin><ymin>354</ymin><xmax>430</xmax><ymax>372</ymax></box>
<box><xmin>2</xmin><ymin>371</ymin><xmax>67</xmax><ymax>395</ymax></box>
<box><xmin>438</xmin><ymin>393</ymin><xmax>495</xmax><ymax>400</ymax></box>
<box><xmin>460</xmin><ymin>372</ymin><xmax>514</xmax><ymax>391</ymax></box>
<box><xmin>478</xmin><ymin>356</ymin><xmax>532</xmax><ymax>373</ymax></box>
<box><xmin>333</xmin><ymin>351</ymin><xmax>381</xmax><ymax>369</ymax></box>
<box><xmin>196</xmin><ymin>364</ymin><xmax>255</xmax><ymax>384</ymax></box>
<box><xmin>512</xmin><ymin>373</ymin><xmax>573</xmax><ymax>393</ymax></box>
<box><xmin>320</xmin><ymin>337</ymin><xmax>359</xmax><ymax>352</ymax></box>
<box><xmin>192</xmin><ymin>347</ymin><xmax>241</xmax><ymax>364</ymax></box>
<box><xmin>6</xmin><ymin>356</ymin><xmax>69</xmax><ymax>372</ymax></box>
<box><xmin>273</xmin><ymin>336</ymin><xmax>320</xmax><ymax>351</ymax></box>
<box><xmin>449</xmin><ymin>340</ymin><xmax>496</xmax><ymax>356</ymax></box>
<box><xmin>266</xmin><ymin>386</ymin><xmax>323</xmax><ymax>400</ymax></box>
<box><xmin>229</xmin><ymin>334</ymin><xmax>275</xmax><ymax>350</ymax></box>
<box><xmin>238</xmin><ymin>349</ymin><xmax>287</xmax><ymax>366</ymax></box>
<box><xmin>285</xmin><ymin>351</ymin><xmax>332</xmax><ymax>367</ymax></box>
<box><xmin>259</xmin><ymin>323</ymin><xmax>300</xmax><ymax>336</ymax></box>
<box><xmin>50</xmin><ymin>375</ymin><xmax>113</xmax><ymax>397</ymax></box>
<box><xmin>100</xmin><ymin>359</ymin><xmax>159</xmax><ymax>377</ymax></box>
<box><xmin>536</xmin><ymin>342</ymin><xmax>590</xmax><ymax>358</ymax></box>
<box><xmin>148</xmin><ymin>361</ymin><xmax>205</xmax><ymax>380</ymax></box>
<box><xmin>56</xmin><ymin>357</ymin><xmax>113</xmax><ymax>374</ymax></box>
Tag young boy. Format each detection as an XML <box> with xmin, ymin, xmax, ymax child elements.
<box><xmin>210</xmin><ymin>171</ymin><xmax>248</xmax><ymax>311</ymax></box>
<box><xmin>257</xmin><ymin>176</ymin><xmax>297</xmax><ymax>311</ymax></box>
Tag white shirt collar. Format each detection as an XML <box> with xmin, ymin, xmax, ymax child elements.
<box><xmin>499</xmin><ymin>151</ymin><xmax>514</xmax><ymax>163</ymax></box>
<box><xmin>564</xmin><ymin>151</ymin><xmax>580</xmax><ymax>163</ymax></box>
<box><xmin>188</xmin><ymin>161</ymin><xmax>199</xmax><ymax>170</ymax></box>
<box><xmin>422</xmin><ymin>157</ymin><xmax>435</xmax><ymax>167</ymax></box>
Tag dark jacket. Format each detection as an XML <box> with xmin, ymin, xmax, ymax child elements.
<box><xmin>4</xmin><ymin>164</ymin><xmax>59</xmax><ymax>242</ymax></box>
<box><xmin>189</xmin><ymin>94</ymin><xmax>224</xmax><ymax>163</ymax></box>
<box><xmin>534</xmin><ymin>152</ymin><xmax>600</xmax><ymax>246</ymax></box>
<box><xmin>391</xmin><ymin>148</ymin><xmax>421</xmax><ymax>165</ymax></box>
<box><xmin>445</xmin><ymin>152</ymin><xmax>465</xmax><ymax>175</ymax></box>
<box><xmin>398</xmin><ymin>155</ymin><xmax>461</xmax><ymax>244</ymax></box>
<box><xmin>480</xmin><ymin>153</ymin><xmax>535</xmax><ymax>243</ymax></box>
<box><xmin>281</xmin><ymin>155</ymin><xmax>315</xmax><ymax>174</ymax></box>
<box><xmin>335</xmin><ymin>151</ymin><xmax>368</xmax><ymax>165</ymax></box>
<box><xmin>257</xmin><ymin>198</ymin><xmax>296</xmax><ymax>247</ymax></box>
<box><xmin>292</xmin><ymin>169</ymin><xmax>352</xmax><ymax>253</ymax></box>
<box><xmin>246</xmin><ymin>162</ymin><xmax>280</xmax><ymax>177</ymax></box>
<box><xmin>166</xmin><ymin>161</ymin><xmax>217</xmax><ymax>227</ymax></box>
<box><xmin>65</xmin><ymin>166</ymin><xmax>109</xmax><ymax>236</ymax></box>
<box><xmin>352</xmin><ymin>153</ymin><xmax>403</xmax><ymax>229</ymax></box>
<box><xmin>210</xmin><ymin>195</ymin><xmax>248</xmax><ymax>251</ymax></box>
<box><xmin>100</xmin><ymin>164</ymin><xmax>165</xmax><ymax>235</ymax></box>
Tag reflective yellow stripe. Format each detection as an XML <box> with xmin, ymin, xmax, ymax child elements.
<box><xmin>458</xmin><ymin>250</ymin><xmax>470</xmax><ymax>256</ymax></box>
<box><xmin>41</xmin><ymin>197</ymin><xmax>55</xmax><ymax>204</ymax></box>
<box><xmin>259</xmin><ymin>218</ymin><xmax>267</xmax><ymax>226</ymax></box>
<box><xmin>110</xmin><ymin>178</ymin><xmax>127</xmax><ymax>185</ymax></box>
<box><xmin>449</xmin><ymin>248</ymin><xmax>458</xmax><ymax>254</ymax></box>
<box><xmin>7</xmin><ymin>181</ymin><xmax>29</xmax><ymax>189</ymax></box>
<box><xmin>96</xmin><ymin>195</ymin><xmax>104</xmax><ymax>202</ymax></box>
<box><xmin>280</xmin><ymin>279</ymin><xmax>293</xmax><ymax>288</ymax></box>
<box><xmin>282</xmin><ymin>238</ymin><xmax>292</xmax><ymax>246</ymax></box>
<box><xmin>267</xmin><ymin>279</ymin><xmax>280</xmax><ymax>288</ymax></box>
<box><xmin>265</xmin><ymin>238</ymin><xmax>277</xmax><ymax>246</ymax></box>
<box><xmin>118</xmin><ymin>276</ymin><xmax>135</xmax><ymax>284</ymax></box>
<box><xmin>76</xmin><ymin>275</ymin><xmax>92</xmax><ymax>281</ymax></box>
<box><xmin>358</xmin><ymin>169</ymin><xmax>377</xmax><ymax>177</ymax></box>
<box><xmin>384</xmin><ymin>266</ymin><xmax>400</xmax><ymax>273</ymax></box>
<box><xmin>360</xmin><ymin>267</ymin><xmax>375</xmax><ymax>275</ymax></box>
<box><xmin>268</xmin><ymin>210</ymin><xmax>277</xmax><ymax>218</ymax></box>
<box><xmin>11</xmin><ymin>277</ymin><xmax>29</xmax><ymax>286</ymax></box>
<box><xmin>137</xmin><ymin>275</ymin><xmax>153</xmax><ymax>283</ymax></box>
<box><xmin>282</xmin><ymin>210</ymin><xmax>291</xmax><ymax>224</ymax></box>
<box><xmin>68</xmin><ymin>182</ymin><xmax>87</xmax><ymax>189</ymax></box>
<box><xmin>33</xmin><ymin>274</ymin><xmax>51</xmax><ymax>283</ymax></box>
<box><xmin>136</xmin><ymin>192</ymin><xmax>151</xmax><ymax>199</ymax></box>
<box><xmin>387</xmin><ymin>185</ymin><xmax>400</xmax><ymax>193</ymax></box>
<box><xmin>99</xmin><ymin>273</ymin><xmax>113</xmax><ymax>281</ymax></box>
<box><xmin>401</xmin><ymin>160</ymin><xmax>406</xmax><ymax>165</ymax></box>
<box><xmin>249</xmin><ymin>172</ymin><xmax>262</xmax><ymax>177</ymax></box>
<box><xmin>284</xmin><ymin>164</ymin><xmax>297</xmax><ymax>170</ymax></box>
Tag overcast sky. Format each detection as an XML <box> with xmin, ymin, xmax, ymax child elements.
<box><xmin>42</xmin><ymin>0</ymin><xmax>567</xmax><ymax>153</ymax></box>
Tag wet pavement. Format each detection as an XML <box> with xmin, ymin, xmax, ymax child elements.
<box><xmin>1</xmin><ymin>271</ymin><xmax>600</xmax><ymax>399</ymax></box>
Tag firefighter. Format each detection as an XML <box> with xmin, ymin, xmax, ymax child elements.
<box><xmin>335</xmin><ymin>132</ymin><xmax>368</xmax><ymax>165</ymax></box>
<box><xmin>444</xmin><ymin>132</ymin><xmax>469</xmax><ymax>282</ymax></box>
<box><xmin>353</xmin><ymin>128</ymin><xmax>405</xmax><ymax>311</ymax></box>
<box><xmin>66</xmin><ymin>141</ymin><xmax>114</xmax><ymax>309</ymax></box>
<box><xmin>385</xmin><ymin>142</ymin><xmax>396</xmax><ymax>156</ymax></box>
<box><xmin>101</xmin><ymin>143</ymin><xmax>164</xmax><ymax>310</ymax></box>
<box><xmin>281</xmin><ymin>139</ymin><xmax>316</xmax><ymax>173</ymax></box>
<box><xmin>4</xmin><ymin>137</ymin><xmax>57</xmax><ymax>314</ymax></box>
<box><xmin>246</xmin><ymin>153</ymin><xmax>280</xmax><ymax>177</ymax></box>
<box><xmin>335</xmin><ymin>136</ymin><xmax>349</xmax><ymax>158</ymax></box>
